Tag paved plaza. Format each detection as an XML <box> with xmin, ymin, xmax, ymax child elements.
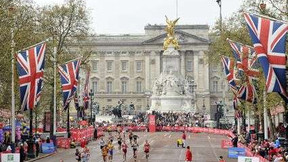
<box><xmin>39</xmin><ymin>132</ymin><xmax>237</xmax><ymax>162</ymax></box>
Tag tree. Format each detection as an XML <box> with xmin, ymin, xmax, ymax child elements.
<box><xmin>208</xmin><ymin>0</ymin><xmax>287</xmax><ymax>137</ymax></box>
<box><xmin>0</xmin><ymin>0</ymin><xmax>91</xmax><ymax>125</ymax></box>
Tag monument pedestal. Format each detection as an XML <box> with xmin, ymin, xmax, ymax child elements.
<box><xmin>150</xmin><ymin>45</ymin><xmax>195</xmax><ymax>113</ymax></box>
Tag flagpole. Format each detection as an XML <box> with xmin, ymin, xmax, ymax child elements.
<box><xmin>67</xmin><ymin>105</ymin><xmax>70</xmax><ymax>138</ymax></box>
<box><xmin>61</xmin><ymin>57</ymin><xmax>83</xmax><ymax>65</ymax></box>
<box><xmin>245</xmin><ymin>12</ymin><xmax>288</xmax><ymax>24</ymax></box>
<box><xmin>9</xmin><ymin>2</ymin><xmax>16</xmax><ymax>152</ymax></box>
<box><xmin>27</xmin><ymin>108</ymin><xmax>35</xmax><ymax>158</ymax></box>
<box><xmin>226</xmin><ymin>38</ymin><xmax>254</xmax><ymax>48</ymax></box>
<box><xmin>247</xmin><ymin>107</ymin><xmax>251</xmax><ymax>132</ymax></box>
<box><xmin>15</xmin><ymin>38</ymin><xmax>51</xmax><ymax>54</ymax></box>
<box><xmin>237</xmin><ymin>117</ymin><xmax>241</xmax><ymax>135</ymax></box>
<box><xmin>263</xmin><ymin>90</ymin><xmax>268</xmax><ymax>139</ymax></box>
<box><xmin>53</xmin><ymin>45</ymin><xmax>57</xmax><ymax>136</ymax></box>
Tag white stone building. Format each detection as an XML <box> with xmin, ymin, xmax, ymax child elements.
<box><xmin>71</xmin><ymin>24</ymin><xmax>233</xmax><ymax>120</ymax></box>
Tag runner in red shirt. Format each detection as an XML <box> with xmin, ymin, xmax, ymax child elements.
<box><xmin>144</xmin><ymin>140</ymin><xmax>150</xmax><ymax>160</ymax></box>
<box><xmin>182</xmin><ymin>131</ymin><xmax>187</xmax><ymax>147</ymax></box>
<box><xmin>218</xmin><ymin>156</ymin><xmax>225</xmax><ymax>162</ymax></box>
<box><xmin>185</xmin><ymin>146</ymin><xmax>192</xmax><ymax>162</ymax></box>
<box><xmin>121</xmin><ymin>141</ymin><xmax>128</xmax><ymax>161</ymax></box>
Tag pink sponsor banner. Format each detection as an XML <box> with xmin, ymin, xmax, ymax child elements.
<box><xmin>221</xmin><ymin>139</ymin><xmax>232</xmax><ymax>149</ymax></box>
<box><xmin>148</xmin><ymin>115</ymin><xmax>156</xmax><ymax>132</ymax></box>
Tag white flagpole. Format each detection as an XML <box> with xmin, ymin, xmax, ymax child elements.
<box><xmin>15</xmin><ymin>38</ymin><xmax>51</xmax><ymax>54</ymax></box>
<box><xmin>263</xmin><ymin>90</ymin><xmax>268</xmax><ymax>139</ymax></box>
<box><xmin>245</xmin><ymin>12</ymin><xmax>288</xmax><ymax>24</ymax></box>
<box><xmin>226</xmin><ymin>38</ymin><xmax>254</xmax><ymax>49</ymax></box>
<box><xmin>237</xmin><ymin>117</ymin><xmax>241</xmax><ymax>135</ymax></box>
<box><xmin>53</xmin><ymin>45</ymin><xmax>57</xmax><ymax>135</ymax></box>
<box><xmin>247</xmin><ymin>108</ymin><xmax>251</xmax><ymax>132</ymax></box>
<box><xmin>10</xmin><ymin>3</ymin><xmax>16</xmax><ymax>146</ymax></box>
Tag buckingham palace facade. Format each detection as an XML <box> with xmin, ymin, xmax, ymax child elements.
<box><xmin>73</xmin><ymin>24</ymin><xmax>234</xmax><ymax>120</ymax></box>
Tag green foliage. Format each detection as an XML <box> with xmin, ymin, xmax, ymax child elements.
<box><xmin>209</xmin><ymin>0</ymin><xmax>287</xmax><ymax>114</ymax></box>
<box><xmin>0</xmin><ymin>0</ymin><xmax>91</xmax><ymax>118</ymax></box>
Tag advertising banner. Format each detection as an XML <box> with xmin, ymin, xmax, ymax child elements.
<box><xmin>238</xmin><ymin>156</ymin><xmax>259</xmax><ymax>162</ymax></box>
<box><xmin>42</xmin><ymin>142</ymin><xmax>55</xmax><ymax>154</ymax></box>
<box><xmin>228</xmin><ymin>147</ymin><xmax>245</xmax><ymax>159</ymax></box>
<box><xmin>221</xmin><ymin>139</ymin><xmax>233</xmax><ymax>149</ymax></box>
<box><xmin>149</xmin><ymin>115</ymin><xmax>156</xmax><ymax>132</ymax></box>
<box><xmin>1</xmin><ymin>153</ymin><xmax>20</xmax><ymax>162</ymax></box>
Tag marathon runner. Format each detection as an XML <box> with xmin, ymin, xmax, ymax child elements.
<box><xmin>144</xmin><ymin>140</ymin><xmax>150</xmax><ymax>160</ymax></box>
<box><xmin>99</xmin><ymin>137</ymin><xmax>105</xmax><ymax>150</ymax></box>
<box><xmin>107</xmin><ymin>140</ymin><xmax>114</xmax><ymax>161</ymax></box>
<box><xmin>117</xmin><ymin>133</ymin><xmax>123</xmax><ymax>150</ymax></box>
<box><xmin>131</xmin><ymin>141</ymin><xmax>139</xmax><ymax>161</ymax></box>
<box><xmin>121</xmin><ymin>141</ymin><xmax>128</xmax><ymax>161</ymax></box>
<box><xmin>182</xmin><ymin>131</ymin><xmax>186</xmax><ymax>147</ymax></box>
<box><xmin>128</xmin><ymin>130</ymin><xmax>133</xmax><ymax>145</ymax></box>
<box><xmin>101</xmin><ymin>144</ymin><xmax>108</xmax><ymax>162</ymax></box>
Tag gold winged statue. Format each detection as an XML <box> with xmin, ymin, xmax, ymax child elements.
<box><xmin>163</xmin><ymin>16</ymin><xmax>180</xmax><ymax>50</ymax></box>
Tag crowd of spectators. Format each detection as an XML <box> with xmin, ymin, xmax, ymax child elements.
<box><xmin>231</xmin><ymin>124</ymin><xmax>288</xmax><ymax>162</ymax></box>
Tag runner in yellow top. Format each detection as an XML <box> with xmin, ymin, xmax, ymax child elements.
<box><xmin>107</xmin><ymin>140</ymin><xmax>114</xmax><ymax>161</ymax></box>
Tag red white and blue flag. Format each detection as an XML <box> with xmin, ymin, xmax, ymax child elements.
<box><xmin>244</xmin><ymin>13</ymin><xmax>288</xmax><ymax>100</ymax></box>
<box><xmin>227</xmin><ymin>39</ymin><xmax>259</xmax><ymax>79</ymax></box>
<box><xmin>238</xmin><ymin>83</ymin><xmax>257</xmax><ymax>104</ymax></box>
<box><xmin>58</xmin><ymin>59</ymin><xmax>81</xmax><ymax>110</ymax></box>
<box><xmin>227</xmin><ymin>39</ymin><xmax>259</xmax><ymax>103</ymax></box>
<box><xmin>16</xmin><ymin>43</ymin><xmax>46</xmax><ymax>111</ymax></box>
<box><xmin>221</xmin><ymin>56</ymin><xmax>238</xmax><ymax>91</ymax></box>
<box><xmin>83</xmin><ymin>69</ymin><xmax>90</xmax><ymax>109</ymax></box>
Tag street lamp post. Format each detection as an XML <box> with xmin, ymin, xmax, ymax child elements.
<box><xmin>216</xmin><ymin>0</ymin><xmax>222</xmax><ymax>32</ymax></box>
<box><xmin>202</xmin><ymin>95</ymin><xmax>206</xmax><ymax>115</ymax></box>
<box><xmin>89</xmin><ymin>89</ymin><xmax>94</xmax><ymax>126</ymax></box>
<box><xmin>216</xmin><ymin>101</ymin><xmax>223</xmax><ymax>129</ymax></box>
<box><xmin>145</xmin><ymin>91</ymin><xmax>151</xmax><ymax>111</ymax></box>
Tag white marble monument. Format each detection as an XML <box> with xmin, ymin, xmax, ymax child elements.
<box><xmin>150</xmin><ymin>16</ymin><xmax>195</xmax><ymax>112</ymax></box>
<box><xmin>150</xmin><ymin>46</ymin><xmax>194</xmax><ymax>112</ymax></box>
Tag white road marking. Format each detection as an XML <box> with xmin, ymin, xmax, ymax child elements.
<box><xmin>189</xmin><ymin>135</ymin><xmax>191</xmax><ymax>139</ymax></box>
<box><xmin>207</xmin><ymin>135</ymin><xmax>219</xmax><ymax>160</ymax></box>
<box><xmin>164</xmin><ymin>133</ymin><xmax>168</xmax><ymax>137</ymax></box>
<box><xmin>169</xmin><ymin>134</ymin><xmax>171</xmax><ymax>138</ymax></box>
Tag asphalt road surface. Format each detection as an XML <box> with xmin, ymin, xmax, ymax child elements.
<box><xmin>38</xmin><ymin>132</ymin><xmax>237</xmax><ymax>162</ymax></box>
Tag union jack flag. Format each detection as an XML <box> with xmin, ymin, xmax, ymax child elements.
<box><xmin>238</xmin><ymin>83</ymin><xmax>257</xmax><ymax>104</ymax></box>
<box><xmin>244</xmin><ymin>13</ymin><xmax>288</xmax><ymax>99</ymax></box>
<box><xmin>227</xmin><ymin>39</ymin><xmax>260</xmax><ymax>79</ymax></box>
<box><xmin>227</xmin><ymin>39</ymin><xmax>259</xmax><ymax>103</ymax></box>
<box><xmin>221</xmin><ymin>56</ymin><xmax>237</xmax><ymax>91</ymax></box>
<box><xmin>58</xmin><ymin>59</ymin><xmax>81</xmax><ymax>110</ymax></box>
<box><xmin>16</xmin><ymin>43</ymin><xmax>46</xmax><ymax>111</ymax></box>
<box><xmin>83</xmin><ymin>69</ymin><xmax>90</xmax><ymax>109</ymax></box>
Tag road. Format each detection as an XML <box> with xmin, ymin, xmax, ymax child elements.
<box><xmin>39</xmin><ymin>132</ymin><xmax>237</xmax><ymax>162</ymax></box>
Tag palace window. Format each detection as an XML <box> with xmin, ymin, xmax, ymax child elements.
<box><xmin>186</xmin><ymin>60</ymin><xmax>193</xmax><ymax>72</ymax></box>
<box><xmin>136</xmin><ymin>61</ymin><xmax>142</xmax><ymax>72</ymax></box>
<box><xmin>106</xmin><ymin>61</ymin><xmax>113</xmax><ymax>72</ymax></box>
<box><xmin>136</xmin><ymin>81</ymin><xmax>142</xmax><ymax>93</ymax></box>
<box><xmin>121</xmin><ymin>81</ymin><xmax>127</xmax><ymax>94</ymax></box>
<box><xmin>92</xmin><ymin>61</ymin><xmax>98</xmax><ymax>72</ymax></box>
<box><xmin>212</xmin><ymin>81</ymin><xmax>218</xmax><ymax>92</ymax></box>
<box><xmin>121</xmin><ymin>61</ymin><xmax>128</xmax><ymax>71</ymax></box>
<box><xmin>107</xmin><ymin>81</ymin><xmax>113</xmax><ymax>93</ymax></box>
<box><xmin>92</xmin><ymin>81</ymin><xmax>97</xmax><ymax>93</ymax></box>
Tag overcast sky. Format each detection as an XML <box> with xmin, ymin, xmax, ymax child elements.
<box><xmin>35</xmin><ymin>0</ymin><xmax>243</xmax><ymax>34</ymax></box>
